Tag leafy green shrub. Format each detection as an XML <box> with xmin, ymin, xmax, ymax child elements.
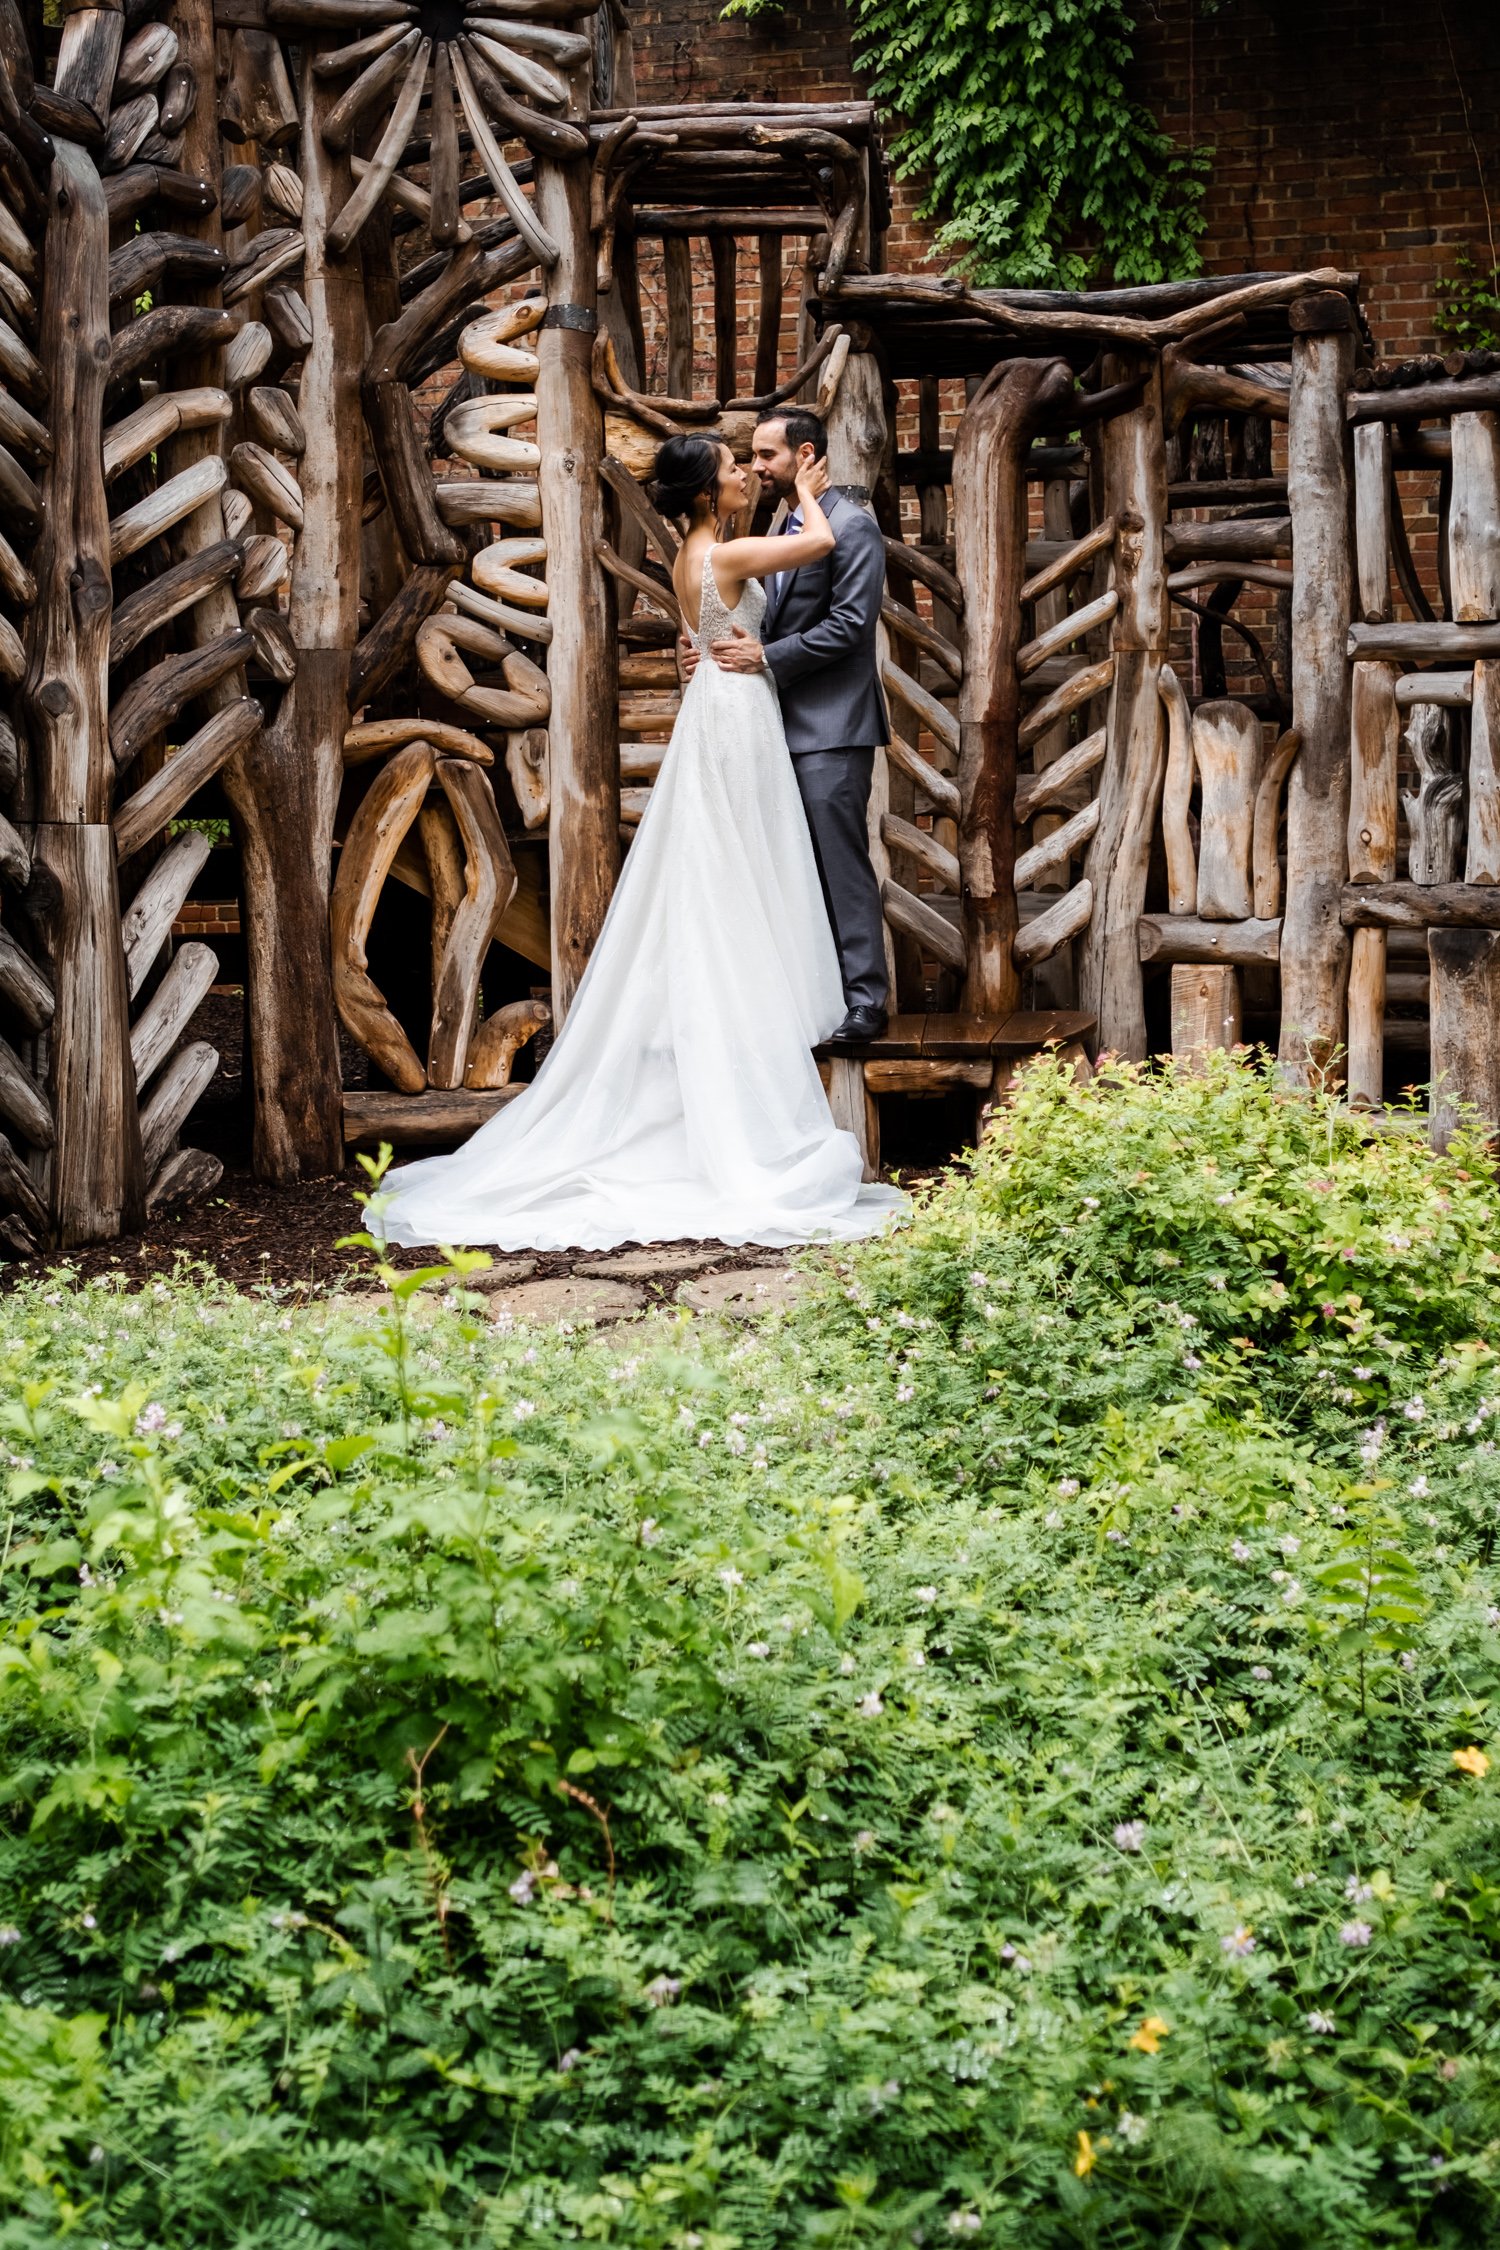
<box><xmin>723</xmin><ymin>0</ymin><xmax>1208</xmax><ymax>289</ymax></box>
<box><xmin>1435</xmin><ymin>251</ymin><xmax>1500</xmax><ymax>354</ymax></box>
<box><xmin>4</xmin><ymin>1055</ymin><xmax>1500</xmax><ymax>2245</ymax></box>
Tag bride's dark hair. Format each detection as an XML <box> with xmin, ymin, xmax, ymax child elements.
<box><xmin>651</xmin><ymin>433</ymin><xmax>723</xmax><ymax>523</ymax></box>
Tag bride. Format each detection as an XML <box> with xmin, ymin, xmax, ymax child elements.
<box><xmin>381</xmin><ymin>434</ymin><xmax>907</xmax><ymax>1251</ymax></box>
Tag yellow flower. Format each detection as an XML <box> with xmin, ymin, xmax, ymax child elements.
<box><xmin>1453</xmin><ymin>1746</ymin><xmax>1490</xmax><ymax>1778</ymax></box>
<box><xmin>1074</xmin><ymin>2131</ymin><xmax>1096</xmax><ymax>2178</ymax></box>
<box><xmin>1128</xmin><ymin>2014</ymin><xmax>1172</xmax><ymax>2055</ymax></box>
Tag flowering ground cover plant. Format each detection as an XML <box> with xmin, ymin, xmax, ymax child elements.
<box><xmin>3</xmin><ymin>1051</ymin><xmax>1500</xmax><ymax>2246</ymax></box>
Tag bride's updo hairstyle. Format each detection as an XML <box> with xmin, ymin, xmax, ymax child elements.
<box><xmin>652</xmin><ymin>433</ymin><xmax>723</xmax><ymax>525</ymax></box>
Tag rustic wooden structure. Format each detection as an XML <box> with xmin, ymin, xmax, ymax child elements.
<box><xmin>0</xmin><ymin>1</ymin><xmax>1494</xmax><ymax>1252</ymax></box>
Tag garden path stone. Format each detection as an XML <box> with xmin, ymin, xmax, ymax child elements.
<box><xmin>573</xmin><ymin>1248</ymin><xmax>724</xmax><ymax>1280</ymax></box>
<box><xmin>488</xmin><ymin>1275</ymin><xmax>646</xmax><ymax>1325</ymax></box>
<box><xmin>451</xmin><ymin>1259</ymin><xmax>538</xmax><ymax>1291</ymax></box>
<box><xmin>678</xmin><ymin>1268</ymin><xmax>809</xmax><ymax>1318</ymax></box>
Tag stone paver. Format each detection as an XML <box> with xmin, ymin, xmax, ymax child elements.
<box><xmin>678</xmin><ymin>1267</ymin><xmax>809</xmax><ymax>1318</ymax></box>
<box><xmin>488</xmin><ymin>1274</ymin><xmax>646</xmax><ymax>1325</ymax></box>
<box><xmin>452</xmin><ymin>1258</ymin><xmax>538</xmax><ymax>1291</ymax></box>
<box><xmin>574</xmin><ymin>1247</ymin><xmax>724</xmax><ymax>1281</ymax></box>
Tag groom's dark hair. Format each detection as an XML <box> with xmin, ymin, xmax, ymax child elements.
<box><xmin>763</xmin><ymin>407</ymin><xmax>828</xmax><ymax>460</ymax></box>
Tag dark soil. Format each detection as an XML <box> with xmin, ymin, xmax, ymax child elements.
<box><xmin>0</xmin><ymin>987</ymin><xmax>946</xmax><ymax>1294</ymax></box>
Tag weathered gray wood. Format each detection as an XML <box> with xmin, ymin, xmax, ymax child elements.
<box><xmin>1018</xmin><ymin>514</ymin><xmax>1115</xmax><ymax>607</ymax></box>
<box><xmin>0</xmin><ymin>922</ymin><xmax>52</xmax><ymax>1032</ymax></box>
<box><xmin>1449</xmin><ymin>412</ymin><xmax>1500</xmax><ymax>623</ymax></box>
<box><xmin>330</xmin><ymin>741</ymin><xmax>434</xmax><ymax>1093</ymax></box>
<box><xmin>1191</xmin><ymin>699</ymin><xmax>1263</xmax><ymax>921</ymax></box>
<box><xmin>140</xmin><ymin>1038</ymin><xmax>218</xmax><ymax>1180</ymax></box>
<box><xmin>1339</xmin><ymin>882</ymin><xmax>1500</xmax><ymax>931</ymax></box>
<box><xmin>1079</xmin><ymin>348</ymin><xmax>1168</xmax><ymax>1058</ymax></box>
<box><xmin>881</xmin><ymin>876</ymin><xmax>966</xmax><ymax>971</ymax></box>
<box><xmin>1395</xmin><ymin>671</ymin><xmax>1473</xmax><ymax>708</ymax></box>
<box><xmin>823</xmin><ymin>1053</ymin><xmax>878</xmax><ymax>1181</ymax></box>
<box><xmin>25</xmin><ymin>144</ymin><xmax>113</xmax><ymax>828</ymax></box>
<box><xmin>1402</xmin><ymin>703</ymin><xmax>1463</xmax><ymax>885</ymax></box>
<box><xmin>1163</xmin><ymin>517</ymin><xmax>1291</xmax><ymax>563</ymax></box>
<box><xmin>1137</xmin><ymin>914</ymin><xmax>1281</xmax><ymax>965</ymax></box>
<box><xmin>535</xmin><ymin>108</ymin><xmax>618</xmax><ymax>1019</ymax></box>
<box><xmin>130</xmin><ymin>939</ymin><xmax>218</xmax><ymax>1092</ymax></box>
<box><xmin>342</xmin><ymin>1085</ymin><xmax>523</xmax><ymax>1148</ymax></box>
<box><xmin>1016</xmin><ymin>586</ymin><xmax>1118</xmax><ymax>678</ymax></box>
<box><xmin>1156</xmin><ymin>663</ymin><xmax>1195</xmax><ymax>915</ymax></box>
<box><xmin>146</xmin><ymin>1143</ymin><xmax>224</xmax><ymax>1213</ymax></box>
<box><xmin>1014</xmin><ymin>879</ymin><xmax>1093</xmax><ymax>969</ymax></box>
<box><xmin>121</xmin><ymin>828</ymin><xmax>211</xmax><ymax>1000</ymax></box>
<box><xmin>1170</xmin><ymin>963</ymin><xmax>1241</xmax><ymax>1064</ymax></box>
<box><xmin>109</xmin><ymin>634</ymin><xmax>255</xmax><ymax>769</ymax></box>
<box><xmin>0</xmin><ymin>1125</ymin><xmax>45</xmax><ymax>1229</ymax></box>
<box><xmin>1349</xmin><ymin>374</ymin><xmax>1500</xmax><ymax>425</ymax></box>
<box><xmin>107</xmin><ymin>304</ymin><xmax>239</xmax><ymax>392</ymax></box>
<box><xmin>1349</xmin><ymin>621</ymin><xmax>1500</xmax><ymax>662</ymax></box>
<box><xmin>1279</xmin><ymin>308</ymin><xmax>1354</xmax><ymax>1079</ymax></box>
<box><xmin>108</xmin><ymin>538</ymin><xmax>245</xmax><ymax>670</ymax></box>
<box><xmin>1353</xmin><ymin>421</ymin><xmax>1392</xmax><ymax>624</ymax></box>
<box><xmin>958</xmin><ymin>360</ymin><xmax>1083</xmax><ymax>1012</ymax></box>
<box><xmin>108</xmin><ymin>455</ymin><xmax>228</xmax><ymax>565</ymax></box>
<box><xmin>0</xmin><ymin>1024</ymin><xmax>49</xmax><ymax>1146</ymax></box>
<box><xmin>1346</xmin><ymin>928</ymin><xmax>1386</xmax><ymax>1110</ymax></box>
<box><xmin>222</xmin><ymin>44</ymin><xmax>366</xmax><ymax>1181</ymax></box>
<box><xmin>1468</xmin><ymin>664</ymin><xmax>1500</xmax><ymax>885</ymax></box>
<box><xmin>1014</xmin><ymin>724</ymin><xmax>1106</xmax><ymax>822</ymax></box>
<box><xmin>880</xmin><ymin>810</ymin><xmax>959</xmax><ymax>893</ymax></box>
<box><xmin>1430</xmin><ymin>929</ymin><xmax>1500</xmax><ymax>1147</ymax></box>
<box><xmin>113</xmin><ymin>698</ymin><xmax>261</xmax><ymax>861</ymax></box>
<box><xmin>1018</xmin><ymin>656</ymin><xmax>1115</xmax><ymax>751</ymax></box>
<box><xmin>246</xmin><ymin>383</ymin><xmax>307</xmax><ymax>457</ymax></box>
<box><xmin>1343</xmin><ymin>660</ymin><xmax>1398</xmax><ymax>892</ymax></box>
<box><xmin>33</xmin><ymin>823</ymin><xmax>145</xmax><ymax>1240</ymax></box>
<box><xmin>21</xmin><ymin>142</ymin><xmax>144</xmax><ymax>1244</ymax></box>
<box><xmin>428</xmin><ymin>758</ymin><xmax>518</xmax><ymax>1086</ymax></box>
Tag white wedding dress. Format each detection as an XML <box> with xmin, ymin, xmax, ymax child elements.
<box><xmin>381</xmin><ymin>554</ymin><xmax>907</xmax><ymax>1251</ymax></box>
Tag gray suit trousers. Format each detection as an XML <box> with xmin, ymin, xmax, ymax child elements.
<box><xmin>792</xmin><ymin>748</ymin><xmax>889</xmax><ymax>1014</ymax></box>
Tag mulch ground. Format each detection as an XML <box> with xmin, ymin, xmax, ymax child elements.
<box><xmin>0</xmin><ymin>987</ymin><xmax>947</xmax><ymax>1295</ymax></box>
<box><xmin>0</xmin><ymin>1166</ymin><xmax>838</xmax><ymax>1294</ymax></box>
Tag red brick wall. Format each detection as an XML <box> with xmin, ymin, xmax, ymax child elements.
<box><xmin>626</xmin><ymin>0</ymin><xmax>1500</xmax><ymax>357</ymax></box>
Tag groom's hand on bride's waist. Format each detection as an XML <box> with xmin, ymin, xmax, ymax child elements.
<box><xmin>677</xmin><ymin>632</ymin><xmax>700</xmax><ymax>682</ymax></box>
<box><xmin>708</xmin><ymin>625</ymin><xmax>765</xmax><ymax>673</ymax></box>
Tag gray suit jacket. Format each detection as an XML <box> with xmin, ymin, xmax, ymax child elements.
<box><xmin>761</xmin><ymin>487</ymin><xmax>890</xmax><ymax>755</ymax></box>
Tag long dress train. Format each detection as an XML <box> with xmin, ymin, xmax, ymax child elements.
<box><xmin>381</xmin><ymin>555</ymin><xmax>907</xmax><ymax>1251</ymax></box>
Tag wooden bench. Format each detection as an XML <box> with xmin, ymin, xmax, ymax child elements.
<box><xmin>815</xmin><ymin>1009</ymin><xmax>1096</xmax><ymax>1178</ymax></box>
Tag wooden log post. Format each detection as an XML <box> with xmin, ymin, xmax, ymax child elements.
<box><xmin>1346</xmin><ymin>660</ymin><xmax>1399</xmax><ymax>1106</ymax></box>
<box><xmin>1080</xmin><ymin>351</ymin><xmax>1170</xmax><ymax>1058</ymax></box>
<box><xmin>227</xmin><ymin>45</ymin><xmax>362</xmax><ymax>1176</ymax></box>
<box><xmin>1280</xmin><ymin>291</ymin><xmax>1355</xmax><ymax>1082</ymax></box>
<box><xmin>1025</xmin><ymin>473</ymin><xmax>1082</xmax><ymax>1008</ymax></box>
<box><xmin>1427</xmin><ymin>407</ymin><xmax>1500</xmax><ymax>1139</ymax></box>
<box><xmin>1430</xmin><ymin>930</ymin><xmax>1500</xmax><ymax>1148</ymax></box>
<box><xmin>535</xmin><ymin>60</ymin><xmax>618</xmax><ymax>1018</ymax></box>
<box><xmin>25</xmin><ymin>140</ymin><xmax>144</xmax><ymax>1244</ymax></box>
<box><xmin>824</xmin><ymin>341</ymin><xmax>897</xmax><ymax>1001</ymax></box>
<box><xmin>953</xmin><ymin>355</ymin><xmax>1074</xmax><ymax>1017</ymax></box>
<box><xmin>1346</xmin><ymin>418</ymin><xmax>1397</xmax><ymax>1108</ymax></box>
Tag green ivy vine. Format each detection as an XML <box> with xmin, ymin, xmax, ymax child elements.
<box><xmin>723</xmin><ymin>0</ymin><xmax>1209</xmax><ymax>291</ymax></box>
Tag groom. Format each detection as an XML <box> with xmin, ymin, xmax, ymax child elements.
<box><xmin>683</xmin><ymin>408</ymin><xmax>890</xmax><ymax>1043</ymax></box>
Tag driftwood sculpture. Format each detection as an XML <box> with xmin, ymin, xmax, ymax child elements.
<box><xmin>0</xmin><ymin>0</ymin><xmax>1494</xmax><ymax>1253</ymax></box>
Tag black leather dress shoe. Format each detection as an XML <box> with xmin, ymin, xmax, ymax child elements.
<box><xmin>827</xmin><ymin>1006</ymin><xmax>888</xmax><ymax>1045</ymax></box>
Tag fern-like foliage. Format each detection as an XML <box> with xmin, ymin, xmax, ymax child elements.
<box><xmin>725</xmin><ymin>0</ymin><xmax>1209</xmax><ymax>290</ymax></box>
